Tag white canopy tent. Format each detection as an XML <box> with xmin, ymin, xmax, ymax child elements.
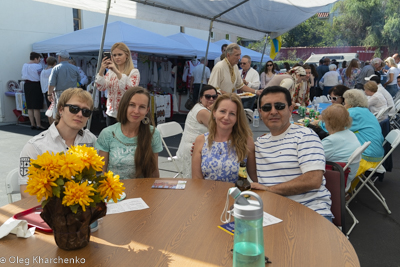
<box><xmin>213</xmin><ymin>39</ymin><xmax>272</xmax><ymax>63</ymax></box>
<box><xmin>166</xmin><ymin>33</ymin><xmax>221</xmax><ymax>60</ymax></box>
<box><xmin>32</xmin><ymin>21</ymin><xmax>197</xmax><ymax>57</ymax></box>
<box><xmin>34</xmin><ymin>0</ymin><xmax>338</xmax><ymax>40</ymax></box>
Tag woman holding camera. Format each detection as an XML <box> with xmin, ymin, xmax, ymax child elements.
<box><xmin>96</xmin><ymin>42</ymin><xmax>140</xmax><ymax>126</ymax></box>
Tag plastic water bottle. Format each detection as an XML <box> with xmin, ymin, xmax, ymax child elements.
<box><xmin>312</xmin><ymin>96</ymin><xmax>317</xmax><ymax>109</ymax></box>
<box><xmin>232</xmin><ymin>191</ymin><xmax>265</xmax><ymax>267</ymax></box>
<box><xmin>253</xmin><ymin>109</ymin><xmax>259</xmax><ymax>127</ymax></box>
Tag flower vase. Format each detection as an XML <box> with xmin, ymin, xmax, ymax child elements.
<box><xmin>40</xmin><ymin>197</ymin><xmax>107</xmax><ymax>250</ymax></box>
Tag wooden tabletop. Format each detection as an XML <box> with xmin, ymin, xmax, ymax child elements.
<box><xmin>0</xmin><ymin>179</ymin><xmax>359</xmax><ymax>267</ymax></box>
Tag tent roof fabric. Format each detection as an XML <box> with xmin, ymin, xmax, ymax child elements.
<box><xmin>166</xmin><ymin>33</ymin><xmax>221</xmax><ymax>60</ymax></box>
<box><xmin>213</xmin><ymin>39</ymin><xmax>272</xmax><ymax>63</ymax></box>
<box><xmin>34</xmin><ymin>0</ymin><xmax>338</xmax><ymax>39</ymax></box>
<box><xmin>32</xmin><ymin>21</ymin><xmax>197</xmax><ymax>56</ymax></box>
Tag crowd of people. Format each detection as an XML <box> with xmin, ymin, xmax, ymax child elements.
<box><xmin>18</xmin><ymin>42</ymin><xmax>398</xmax><ymax>223</ymax></box>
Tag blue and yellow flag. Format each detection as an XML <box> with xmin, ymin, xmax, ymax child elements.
<box><xmin>270</xmin><ymin>36</ymin><xmax>282</xmax><ymax>60</ymax></box>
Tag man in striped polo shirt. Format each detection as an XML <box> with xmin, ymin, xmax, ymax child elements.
<box><xmin>251</xmin><ymin>86</ymin><xmax>333</xmax><ymax>221</ymax></box>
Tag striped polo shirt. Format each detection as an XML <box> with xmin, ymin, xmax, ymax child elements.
<box><xmin>255</xmin><ymin>124</ymin><xmax>332</xmax><ymax>217</ymax></box>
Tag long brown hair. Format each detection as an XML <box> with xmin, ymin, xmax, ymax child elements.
<box><xmin>111</xmin><ymin>42</ymin><xmax>134</xmax><ymax>76</ymax></box>
<box><xmin>264</xmin><ymin>60</ymin><xmax>276</xmax><ymax>74</ymax></box>
<box><xmin>117</xmin><ymin>87</ymin><xmax>156</xmax><ymax>178</ymax></box>
<box><xmin>345</xmin><ymin>59</ymin><xmax>359</xmax><ymax>78</ymax></box>
<box><xmin>208</xmin><ymin>94</ymin><xmax>252</xmax><ymax>162</ymax></box>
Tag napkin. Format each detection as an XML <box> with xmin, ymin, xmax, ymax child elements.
<box><xmin>0</xmin><ymin>217</ymin><xmax>35</xmax><ymax>239</ymax></box>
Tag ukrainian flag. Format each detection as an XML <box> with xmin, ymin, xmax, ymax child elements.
<box><xmin>270</xmin><ymin>36</ymin><xmax>282</xmax><ymax>60</ymax></box>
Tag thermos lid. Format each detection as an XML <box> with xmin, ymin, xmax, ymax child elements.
<box><xmin>233</xmin><ymin>191</ymin><xmax>263</xmax><ymax>220</ymax></box>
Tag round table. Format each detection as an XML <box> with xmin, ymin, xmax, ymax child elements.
<box><xmin>0</xmin><ymin>179</ymin><xmax>359</xmax><ymax>266</ymax></box>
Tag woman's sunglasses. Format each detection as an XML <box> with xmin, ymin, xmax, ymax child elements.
<box><xmin>64</xmin><ymin>104</ymin><xmax>93</xmax><ymax>117</ymax></box>
<box><xmin>331</xmin><ymin>96</ymin><xmax>341</xmax><ymax>101</ymax></box>
<box><xmin>261</xmin><ymin>102</ymin><xmax>286</xmax><ymax>112</ymax></box>
<box><xmin>204</xmin><ymin>94</ymin><xmax>218</xmax><ymax>100</ymax></box>
<box><xmin>266</xmin><ymin>64</ymin><xmax>273</xmax><ymax>66</ymax></box>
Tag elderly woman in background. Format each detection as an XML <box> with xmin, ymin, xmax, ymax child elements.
<box><xmin>318</xmin><ymin>89</ymin><xmax>384</xmax><ymax>177</ymax></box>
<box><xmin>383</xmin><ymin>57</ymin><xmax>400</xmax><ymax>97</ymax></box>
<box><xmin>321</xmin><ymin>105</ymin><xmax>361</xmax><ymax>190</ymax></box>
<box><xmin>364</xmin><ymin>81</ymin><xmax>388</xmax><ymax>120</ymax></box>
<box><xmin>260</xmin><ymin>60</ymin><xmax>276</xmax><ymax>89</ymax></box>
<box><xmin>342</xmin><ymin>59</ymin><xmax>361</xmax><ymax>88</ymax></box>
<box><xmin>319</xmin><ymin>64</ymin><xmax>343</xmax><ymax>96</ymax></box>
<box><xmin>176</xmin><ymin>85</ymin><xmax>218</xmax><ymax>178</ymax></box>
<box><xmin>192</xmin><ymin>94</ymin><xmax>257</xmax><ymax>182</ymax></box>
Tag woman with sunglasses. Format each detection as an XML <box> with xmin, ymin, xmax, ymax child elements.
<box><xmin>328</xmin><ymin>85</ymin><xmax>349</xmax><ymax>105</ymax></box>
<box><xmin>176</xmin><ymin>85</ymin><xmax>218</xmax><ymax>178</ymax></box>
<box><xmin>192</xmin><ymin>94</ymin><xmax>257</xmax><ymax>182</ymax></box>
<box><xmin>96</xmin><ymin>42</ymin><xmax>140</xmax><ymax>126</ymax></box>
<box><xmin>260</xmin><ymin>60</ymin><xmax>276</xmax><ymax>89</ymax></box>
<box><xmin>95</xmin><ymin>87</ymin><xmax>163</xmax><ymax>180</ymax></box>
<box><xmin>19</xmin><ymin>88</ymin><xmax>97</xmax><ymax>198</ymax></box>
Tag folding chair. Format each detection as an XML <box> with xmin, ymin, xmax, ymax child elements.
<box><xmin>389</xmin><ymin>100</ymin><xmax>400</xmax><ymax>130</ymax></box>
<box><xmin>5</xmin><ymin>168</ymin><xmax>21</xmax><ymax>203</ymax></box>
<box><xmin>343</xmin><ymin>141</ymin><xmax>371</xmax><ymax>236</ymax></box>
<box><xmin>347</xmin><ymin>129</ymin><xmax>400</xmax><ymax>230</ymax></box>
<box><xmin>374</xmin><ymin>106</ymin><xmax>392</xmax><ymax>122</ymax></box>
<box><xmin>325</xmin><ymin>162</ymin><xmax>347</xmax><ymax>235</ymax></box>
<box><xmin>157</xmin><ymin>121</ymin><xmax>184</xmax><ymax>178</ymax></box>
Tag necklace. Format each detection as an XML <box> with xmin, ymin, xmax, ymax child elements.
<box><xmin>112</xmin><ymin>132</ymin><xmax>136</xmax><ymax>146</ymax></box>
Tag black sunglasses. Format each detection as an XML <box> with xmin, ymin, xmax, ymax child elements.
<box><xmin>266</xmin><ymin>64</ymin><xmax>273</xmax><ymax>66</ymax></box>
<box><xmin>64</xmin><ymin>104</ymin><xmax>93</xmax><ymax>117</ymax></box>
<box><xmin>204</xmin><ymin>94</ymin><xmax>218</xmax><ymax>100</ymax></box>
<box><xmin>261</xmin><ymin>102</ymin><xmax>287</xmax><ymax>112</ymax></box>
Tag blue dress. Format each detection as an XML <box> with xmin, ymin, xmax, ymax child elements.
<box><xmin>201</xmin><ymin>133</ymin><xmax>240</xmax><ymax>183</ymax></box>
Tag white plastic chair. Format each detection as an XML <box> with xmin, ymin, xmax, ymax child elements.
<box><xmin>6</xmin><ymin>168</ymin><xmax>20</xmax><ymax>203</ymax></box>
<box><xmin>157</xmin><ymin>121</ymin><xmax>184</xmax><ymax>178</ymax></box>
<box><xmin>389</xmin><ymin>100</ymin><xmax>400</xmax><ymax>129</ymax></box>
<box><xmin>343</xmin><ymin>141</ymin><xmax>371</xmax><ymax>237</ymax></box>
<box><xmin>374</xmin><ymin>106</ymin><xmax>392</xmax><ymax>121</ymax></box>
<box><xmin>347</xmin><ymin>130</ymin><xmax>400</xmax><ymax>229</ymax></box>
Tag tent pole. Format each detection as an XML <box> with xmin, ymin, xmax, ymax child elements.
<box><xmin>259</xmin><ymin>34</ymin><xmax>268</xmax><ymax>72</ymax></box>
<box><xmin>87</xmin><ymin>0</ymin><xmax>111</xmax><ymax>130</ymax></box>
<box><xmin>199</xmin><ymin>20</ymin><xmax>214</xmax><ymax>98</ymax></box>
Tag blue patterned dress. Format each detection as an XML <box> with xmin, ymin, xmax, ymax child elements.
<box><xmin>201</xmin><ymin>133</ymin><xmax>241</xmax><ymax>182</ymax></box>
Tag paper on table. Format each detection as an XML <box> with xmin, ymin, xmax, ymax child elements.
<box><xmin>263</xmin><ymin>211</ymin><xmax>282</xmax><ymax>227</ymax></box>
<box><xmin>106</xmin><ymin>198</ymin><xmax>149</xmax><ymax>215</ymax></box>
<box><xmin>0</xmin><ymin>217</ymin><xmax>35</xmax><ymax>239</ymax></box>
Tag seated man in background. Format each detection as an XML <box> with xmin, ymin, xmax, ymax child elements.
<box><xmin>239</xmin><ymin>55</ymin><xmax>260</xmax><ymax>109</ymax></box>
<box><xmin>19</xmin><ymin>88</ymin><xmax>97</xmax><ymax>198</ymax></box>
<box><xmin>251</xmin><ymin>86</ymin><xmax>333</xmax><ymax>221</ymax></box>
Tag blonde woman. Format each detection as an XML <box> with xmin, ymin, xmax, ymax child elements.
<box><xmin>96</xmin><ymin>42</ymin><xmax>140</xmax><ymax>126</ymax></box>
<box><xmin>192</xmin><ymin>94</ymin><xmax>257</xmax><ymax>182</ymax></box>
<box><xmin>383</xmin><ymin>57</ymin><xmax>400</xmax><ymax>97</ymax></box>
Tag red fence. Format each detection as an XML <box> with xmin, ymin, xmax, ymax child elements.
<box><xmin>277</xmin><ymin>46</ymin><xmax>389</xmax><ymax>62</ymax></box>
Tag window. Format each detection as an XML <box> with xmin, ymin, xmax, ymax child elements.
<box><xmin>225</xmin><ymin>34</ymin><xmax>230</xmax><ymax>40</ymax></box>
<box><xmin>73</xmin><ymin>9</ymin><xmax>81</xmax><ymax>31</ymax></box>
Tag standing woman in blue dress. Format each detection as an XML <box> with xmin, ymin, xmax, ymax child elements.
<box><xmin>192</xmin><ymin>93</ymin><xmax>257</xmax><ymax>182</ymax></box>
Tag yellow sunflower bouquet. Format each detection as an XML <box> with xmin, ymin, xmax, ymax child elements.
<box><xmin>26</xmin><ymin>145</ymin><xmax>125</xmax><ymax>213</ymax></box>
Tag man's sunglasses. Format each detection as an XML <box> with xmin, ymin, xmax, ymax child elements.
<box><xmin>204</xmin><ymin>94</ymin><xmax>218</xmax><ymax>100</ymax></box>
<box><xmin>261</xmin><ymin>102</ymin><xmax>286</xmax><ymax>112</ymax></box>
<box><xmin>64</xmin><ymin>104</ymin><xmax>93</xmax><ymax>117</ymax></box>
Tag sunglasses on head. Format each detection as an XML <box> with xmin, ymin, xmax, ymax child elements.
<box><xmin>64</xmin><ymin>104</ymin><xmax>93</xmax><ymax>117</ymax></box>
<box><xmin>261</xmin><ymin>102</ymin><xmax>287</xmax><ymax>112</ymax></box>
<box><xmin>204</xmin><ymin>94</ymin><xmax>218</xmax><ymax>100</ymax></box>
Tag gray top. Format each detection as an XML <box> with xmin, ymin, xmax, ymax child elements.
<box><xmin>356</xmin><ymin>65</ymin><xmax>375</xmax><ymax>85</ymax></box>
<box><xmin>49</xmin><ymin>61</ymin><xmax>81</xmax><ymax>91</ymax></box>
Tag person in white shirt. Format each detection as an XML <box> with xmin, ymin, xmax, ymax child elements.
<box><xmin>239</xmin><ymin>55</ymin><xmax>260</xmax><ymax>108</ymax></box>
<box><xmin>364</xmin><ymin>81</ymin><xmax>388</xmax><ymax>121</ymax></box>
<box><xmin>19</xmin><ymin>88</ymin><xmax>97</xmax><ymax>198</ymax></box>
<box><xmin>365</xmin><ymin>74</ymin><xmax>395</xmax><ymax>116</ymax></box>
<box><xmin>40</xmin><ymin>56</ymin><xmax>57</xmax><ymax>124</ymax></box>
<box><xmin>214</xmin><ymin>44</ymin><xmax>227</xmax><ymax>66</ymax></box>
<box><xmin>208</xmin><ymin>43</ymin><xmax>260</xmax><ymax>96</ymax></box>
<box><xmin>392</xmin><ymin>53</ymin><xmax>400</xmax><ymax>69</ymax></box>
<box><xmin>190</xmin><ymin>57</ymin><xmax>210</xmax><ymax>103</ymax></box>
<box><xmin>21</xmin><ymin>52</ymin><xmax>44</xmax><ymax>130</ymax></box>
<box><xmin>319</xmin><ymin>64</ymin><xmax>343</xmax><ymax>96</ymax></box>
<box><xmin>383</xmin><ymin>57</ymin><xmax>400</xmax><ymax>97</ymax></box>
